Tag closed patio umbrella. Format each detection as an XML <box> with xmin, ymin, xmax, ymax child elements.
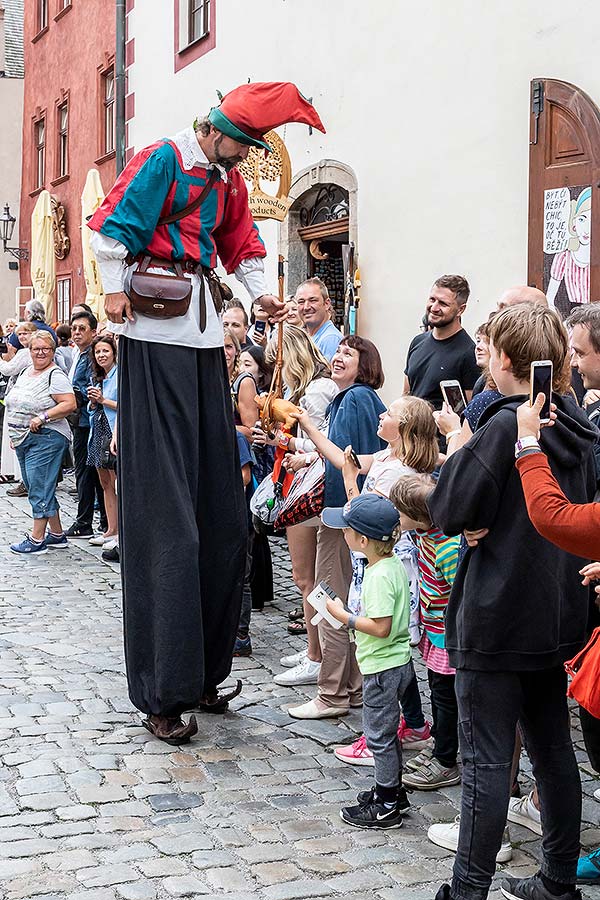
<box><xmin>30</xmin><ymin>190</ymin><xmax>55</xmax><ymax>320</ymax></box>
<box><xmin>81</xmin><ymin>169</ymin><xmax>106</xmax><ymax>320</ymax></box>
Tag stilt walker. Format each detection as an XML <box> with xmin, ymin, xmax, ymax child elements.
<box><xmin>88</xmin><ymin>83</ymin><xmax>325</xmax><ymax>744</ymax></box>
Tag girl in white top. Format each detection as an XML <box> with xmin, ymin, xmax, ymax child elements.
<box><xmin>253</xmin><ymin>325</ymin><xmax>337</xmax><ymax>686</ymax></box>
<box><xmin>293</xmin><ymin>395</ymin><xmax>439</xmax><ymax>625</ymax></box>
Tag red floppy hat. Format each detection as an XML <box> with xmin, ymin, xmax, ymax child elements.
<box><xmin>208</xmin><ymin>82</ymin><xmax>326</xmax><ymax>151</ymax></box>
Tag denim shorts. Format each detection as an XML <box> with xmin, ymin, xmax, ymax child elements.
<box><xmin>15</xmin><ymin>428</ymin><xmax>68</xmax><ymax>520</ymax></box>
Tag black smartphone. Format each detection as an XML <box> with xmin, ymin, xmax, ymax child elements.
<box><xmin>440</xmin><ymin>380</ymin><xmax>467</xmax><ymax>416</ymax></box>
<box><xmin>254</xmin><ymin>320</ymin><xmax>266</xmax><ymax>335</ymax></box>
<box><xmin>348</xmin><ymin>447</ymin><xmax>361</xmax><ymax>469</ymax></box>
<box><xmin>0</xmin><ymin>339</ymin><xmax>7</xmax><ymax>354</ymax></box>
<box><xmin>530</xmin><ymin>360</ymin><xmax>553</xmax><ymax>423</ymax></box>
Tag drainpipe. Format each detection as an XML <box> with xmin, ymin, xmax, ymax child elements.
<box><xmin>115</xmin><ymin>0</ymin><xmax>126</xmax><ymax>174</ymax></box>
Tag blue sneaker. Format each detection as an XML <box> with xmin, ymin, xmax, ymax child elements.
<box><xmin>577</xmin><ymin>847</ymin><xmax>600</xmax><ymax>884</ymax></box>
<box><xmin>10</xmin><ymin>535</ymin><xmax>48</xmax><ymax>555</ymax></box>
<box><xmin>44</xmin><ymin>531</ymin><xmax>68</xmax><ymax>549</ymax></box>
<box><xmin>233</xmin><ymin>633</ymin><xmax>252</xmax><ymax>657</ymax></box>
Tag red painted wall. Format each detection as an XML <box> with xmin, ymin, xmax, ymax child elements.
<box><xmin>20</xmin><ymin>0</ymin><xmax>116</xmax><ymax>321</ymax></box>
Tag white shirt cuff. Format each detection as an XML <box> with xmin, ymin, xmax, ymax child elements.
<box><xmin>90</xmin><ymin>231</ymin><xmax>129</xmax><ymax>293</ymax></box>
<box><xmin>234</xmin><ymin>257</ymin><xmax>268</xmax><ymax>301</ymax></box>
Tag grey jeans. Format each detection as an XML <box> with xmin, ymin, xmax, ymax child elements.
<box><xmin>363</xmin><ymin>660</ymin><xmax>416</xmax><ymax>788</ymax></box>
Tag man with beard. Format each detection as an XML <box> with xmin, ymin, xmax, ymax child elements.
<box><xmin>88</xmin><ymin>83</ymin><xmax>325</xmax><ymax>744</ymax></box>
<box><xmin>404</xmin><ymin>275</ymin><xmax>480</xmax><ymax>413</ymax></box>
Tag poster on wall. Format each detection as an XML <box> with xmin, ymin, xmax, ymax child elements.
<box><xmin>543</xmin><ymin>185</ymin><xmax>591</xmax><ymax>318</ymax></box>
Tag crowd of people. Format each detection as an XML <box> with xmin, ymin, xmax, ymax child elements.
<box><xmin>0</xmin><ymin>299</ymin><xmax>119</xmax><ymax>560</ymax></box>
<box><xmin>225</xmin><ymin>276</ymin><xmax>600</xmax><ymax>900</ymax></box>
<box><xmin>1</xmin><ymin>78</ymin><xmax>598</xmax><ymax>900</ymax></box>
<box><xmin>1</xmin><ymin>276</ymin><xmax>599</xmax><ymax>900</ymax></box>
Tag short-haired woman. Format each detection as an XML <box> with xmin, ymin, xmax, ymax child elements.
<box><xmin>5</xmin><ymin>331</ymin><xmax>76</xmax><ymax>554</ymax></box>
<box><xmin>87</xmin><ymin>334</ymin><xmax>118</xmax><ymax>553</ymax></box>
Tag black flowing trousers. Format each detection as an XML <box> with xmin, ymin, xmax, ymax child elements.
<box><xmin>118</xmin><ymin>337</ymin><xmax>246</xmax><ymax>717</ymax></box>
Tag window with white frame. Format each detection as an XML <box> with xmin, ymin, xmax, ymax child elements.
<box><xmin>57</xmin><ymin>102</ymin><xmax>68</xmax><ymax>177</ymax></box>
<box><xmin>102</xmin><ymin>68</ymin><xmax>115</xmax><ymax>155</ymax></box>
<box><xmin>34</xmin><ymin>118</ymin><xmax>45</xmax><ymax>190</ymax></box>
<box><xmin>56</xmin><ymin>277</ymin><xmax>71</xmax><ymax>323</ymax></box>
<box><xmin>188</xmin><ymin>0</ymin><xmax>210</xmax><ymax>44</ymax></box>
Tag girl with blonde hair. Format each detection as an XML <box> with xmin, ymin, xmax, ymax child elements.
<box><xmin>253</xmin><ymin>324</ymin><xmax>337</xmax><ymax>686</ymax></box>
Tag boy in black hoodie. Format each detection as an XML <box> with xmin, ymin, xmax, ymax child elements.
<box><xmin>429</xmin><ymin>304</ymin><xmax>596</xmax><ymax>900</ymax></box>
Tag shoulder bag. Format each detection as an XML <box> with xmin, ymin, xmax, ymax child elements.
<box><xmin>274</xmin><ymin>455</ymin><xmax>325</xmax><ymax>530</ymax></box>
<box><xmin>565</xmin><ymin>626</ymin><xmax>600</xmax><ymax>717</ymax></box>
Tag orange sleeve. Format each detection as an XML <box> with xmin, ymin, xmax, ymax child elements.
<box><xmin>516</xmin><ymin>452</ymin><xmax>600</xmax><ymax>558</ymax></box>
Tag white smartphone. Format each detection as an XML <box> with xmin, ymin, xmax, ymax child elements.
<box><xmin>530</xmin><ymin>360</ymin><xmax>553</xmax><ymax>423</ymax></box>
<box><xmin>440</xmin><ymin>380</ymin><xmax>467</xmax><ymax>415</ymax></box>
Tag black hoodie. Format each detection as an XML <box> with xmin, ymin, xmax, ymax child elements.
<box><xmin>428</xmin><ymin>393</ymin><xmax>598</xmax><ymax>671</ymax></box>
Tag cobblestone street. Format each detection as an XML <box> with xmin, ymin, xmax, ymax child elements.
<box><xmin>0</xmin><ymin>480</ymin><xmax>597</xmax><ymax>900</ymax></box>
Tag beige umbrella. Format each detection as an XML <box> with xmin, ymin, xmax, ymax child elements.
<box><xmin>81</xmin><ymin>169</ymin><xmax>106</xmax><ymax>320</ymax></box>
<box><xmin>30</xmin><ymin>190</ymin><xmax>55</xmax><ymax>320</ymax></box>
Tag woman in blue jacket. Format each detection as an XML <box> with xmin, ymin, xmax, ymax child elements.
<box><xmin>288</xmin><ymin>335</ymin><xmax>386</xmax><ymax>719</ymax></box>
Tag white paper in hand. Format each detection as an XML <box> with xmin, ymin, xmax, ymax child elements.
<box><xmin>308</xmin><ymin>582</ymin><xmax>344</xmax><ymax>629</ymax></box>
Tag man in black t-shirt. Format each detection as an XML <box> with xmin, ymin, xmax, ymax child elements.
<box><xmin>404</xmin><ymin>275</ymin><xmax>480</xmax><ymax>410</ymax></box>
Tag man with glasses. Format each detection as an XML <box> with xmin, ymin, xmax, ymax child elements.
<box><xmin>65</xmin><ymin>311</ymin><xmax>107</xmax><ymax>539</ymax></box>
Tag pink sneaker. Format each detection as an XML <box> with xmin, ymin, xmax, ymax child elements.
<box><xmin>334</xmin><ymin>734</ymin><xmax>373</xmax><ymax>766</ymax></box>
<box><xmin>398</xmin><ymin>717</ymin><xmax>433</xmax><ymax>749</ymax></box>
<box><xmin>334</xmin><ymin>718</ymin><xmax>433</xmax><ymax>766</ymax></box>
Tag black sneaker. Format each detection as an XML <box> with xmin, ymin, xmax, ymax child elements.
<box><xmin>340</xmin><ymin>794</ymin><xmax>404</xmax><ymax>829</ymax></box>
<box><xmin>434</xmin><ymin>887</ymin><xmax>452</xmax><ymax>900</ymax></box>
<box><xmin>500</xmin><ymin>874</ymin><xmax>582</xmax><ymax>900</ymax></box>
<box><xmin>65</xmin><ymin>523</ymin><xmax>93</xmax><ymax>538</ymax></box>
<box><xmin>102</xmin><ymin>545</ymin><xmax>120</xmax><ymax>563</ymax></box>
<box><xmin>356</xmin><ymin>785</ymin><xmax>411</xmax><ymax>815</ymax></box>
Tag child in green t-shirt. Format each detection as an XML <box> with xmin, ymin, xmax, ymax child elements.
<box><xmin>322</xmin><ymin>493</ymin><xmax>414</xmax><ymax>829</ymax></box>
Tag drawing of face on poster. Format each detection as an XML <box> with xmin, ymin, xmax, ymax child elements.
<box><xmin>544</xmin><ymin>185</ymin><xmax>591</xmax><ymax>319</ymax></box>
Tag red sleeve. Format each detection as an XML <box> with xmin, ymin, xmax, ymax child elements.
<box><xmin>213</xmin><ymin>169</ymin><xmax>266</xmax><ymax>273</ymax></box>
<box><xmin>516</xmin><ymin>452</ymin><xmax>600</xmax><ymax>557</ymax></box>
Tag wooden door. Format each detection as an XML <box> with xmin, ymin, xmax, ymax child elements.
<box><xmin>528</xmin><ymin>79</ymin><xmax>600</xmax><ymax>317</ymax></box>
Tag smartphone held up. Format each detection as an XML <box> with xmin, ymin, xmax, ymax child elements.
<box><xmin>440</xmin><ymin>380</ymin><xmax>467</xmax><ymax>416</ymax></box>
<box><xmin>530</xmin><ymin>360</ymin><xmax>553</xmax><ymax>423</ymax></box>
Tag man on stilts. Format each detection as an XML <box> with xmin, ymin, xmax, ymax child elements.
<box><xmin>88</xmin><ymin>83</ymin><xmax>326</xmax><ymax>744</ymax></box>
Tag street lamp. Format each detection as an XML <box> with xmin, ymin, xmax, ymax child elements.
<box><xmin>0</xmin><ymin>204</ymin><xmax>29</xmax><ymax>260</ymax></box>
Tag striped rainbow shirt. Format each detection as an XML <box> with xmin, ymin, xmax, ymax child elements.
<box><xmin>414</xmin><ymin>528</ymin><xmax>461</xmax><ymax>649</ymax></box>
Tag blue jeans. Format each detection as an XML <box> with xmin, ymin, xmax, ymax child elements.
<box><xmin>452</xmin><ymin>667</ymin><xmax>580</xmax><ymax>900</ymax></box>
<box><xmin>15</xmin><ymin>429</ymin><xmax>68</xmax><ymax>520</ymax></box>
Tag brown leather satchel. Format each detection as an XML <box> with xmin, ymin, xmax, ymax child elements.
<box><xmin>128</xmin><ymin>256</ymin><xmax>193</xmax><ymax>319</ymax></box>
<box><xmin>128</xmin><ymin>167</ymin><xmax>221</xmax><ymax>324</ymax></box>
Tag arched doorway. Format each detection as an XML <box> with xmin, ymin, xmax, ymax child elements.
<box><xmin>528</xmin><ymin>78</ymin><xmax>600</xmax><ymax>316</ymax></box>
<box><xmin>280</xmin><ymin>159</ymin><xmax>358</xmax><ymax>327</ymax></box>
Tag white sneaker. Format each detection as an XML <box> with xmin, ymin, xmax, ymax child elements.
<box><xmin>594</xmin><ymin>787</ymin><xmax>600</xmax><ymax>802</ymax></box>
<box><xmin>102</xmin><ymin>538</ymin><xmax>118</xmax><ymax>551</ymax></box>
<box><xmin>274</xmin><ymin>657</ymin><xmax>320</xmax><ymax>686</ymax></box>
<box><xmin>507</xmin><ymin>792</ymin><xmax>542</xmax><ymax>835</ymax></box>
<box><xmin>88</xmin><ymin>534</ymin><xmax>106</xmax><ymax>546</ymax></box>
<box><xmin>428</xmin><ymin>816</ymin><xmax>513</xmax><ymax>863</ymax></box>
<box><xmin>280</xmin><ymin>648</ymin><xmax>307</xmax><ymax>668</ymax></box>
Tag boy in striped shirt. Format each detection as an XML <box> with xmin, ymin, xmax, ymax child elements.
<box><xmin>390</xmin><ymin>474</ymin><xmax>461</xmax><ymax>791</ymax></box>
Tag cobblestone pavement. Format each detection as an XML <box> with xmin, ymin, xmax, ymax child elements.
<box><xmin>0</xmin><ymin>479</ymin><xmax>597</xmax><ymax>900</ymax></box>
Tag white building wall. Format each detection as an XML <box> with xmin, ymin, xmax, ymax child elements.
<box><xmin>128</xmin><ymin>0</ymin><xmax>600</xmax><ymax>398</ymax></box>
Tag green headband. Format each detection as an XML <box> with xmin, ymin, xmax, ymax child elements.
<box><xmin>207</xmin><ymin>108</ymin><xmax>272</xmax><ymax>152</ymax></box>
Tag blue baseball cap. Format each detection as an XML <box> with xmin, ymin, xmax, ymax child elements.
<box><xmin>321</xmin><ymin>493</ymin><xmax>400</xmax><ymax>541</ymax></box>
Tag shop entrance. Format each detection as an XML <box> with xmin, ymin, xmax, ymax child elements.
<box><xmin>280</xmin><ymin>160</ymin><xmax>358</xmax><ymax>330</ymax></box>
<box><xmin>528</xmin><ymin>78</ymin><xmax>600</xmax><ymax>316</ymax></box>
